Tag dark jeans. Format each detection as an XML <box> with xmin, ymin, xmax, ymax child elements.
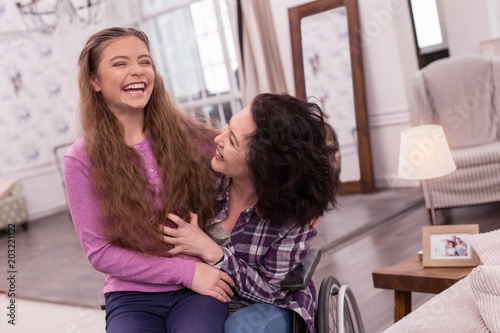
<box><xmin>105</xmin><ymin>289</ymin><xmax>228</xmax><ymax>333</ymax></box>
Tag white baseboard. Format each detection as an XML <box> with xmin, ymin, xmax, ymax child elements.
<box><xmin>376</xmin><ymin>175</ymin><xmax>420</xmax><ymax>190</ymax></box>
<box><xmin>28</xmin><ymin>201</ymin><xmax>69</xmax><ymax>221</ymax></box>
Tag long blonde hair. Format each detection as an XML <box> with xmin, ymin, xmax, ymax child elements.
<box><xmin>77</xmin><ymin>27</ymin><xmax>217</xmax><ymax>257</ymax></box>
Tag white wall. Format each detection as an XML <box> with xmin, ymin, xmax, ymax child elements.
<box><xmin>441</xmin><ymin>0</ymin><xmax>500</xmax><ymax>56</ymax></box>
<box><xmin>487</xmin><ymin>0</ymin><xmax>500</xmax><ymax>37</ymax></box>
<box><xmin>270</xmin><ymin>0</ymin><xmax>419</xmax><ymax>188</ymax></box>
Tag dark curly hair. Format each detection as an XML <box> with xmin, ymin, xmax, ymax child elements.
<box><xmin>247</xmin><ymin>93</ymin><xmax>340</xmax><ymax>227</ymax></box>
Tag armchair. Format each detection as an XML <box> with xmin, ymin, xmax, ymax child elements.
<box><xmin>412</xmin><ymin>55</ymin><xmax>500</xmax><ymax>220</ymax></box>
<box><xmin>0</xmin><ymin>180</ymin><xmax>29</xmax><ymax>230</ymax></box>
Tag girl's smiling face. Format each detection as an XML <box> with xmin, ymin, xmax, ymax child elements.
<box><xmin>90</xmin><ymin>36</ymin><xmax>155</xmax><ymax>116</ymax></box>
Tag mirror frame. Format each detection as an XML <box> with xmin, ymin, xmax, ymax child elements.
<box><xmin>288</xmin><ymin>0</ymin><xmax>375</xmax><ymax>194</ymax></box>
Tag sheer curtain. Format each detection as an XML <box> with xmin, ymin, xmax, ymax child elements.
<box><xmin>231</xmin><ymin>0</ymin><xmax>287</xmax><ymax>106</ymax></box>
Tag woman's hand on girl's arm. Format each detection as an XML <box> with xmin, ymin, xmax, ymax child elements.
<box><xmin>191</xmin><ymin>262</ymin><xmax>234</xmax><ymax>303</ymax></box>
<box><xmin>162</xmin><ymin>212</ymin><xmax>224</xmax><ymax>265</ymax></box>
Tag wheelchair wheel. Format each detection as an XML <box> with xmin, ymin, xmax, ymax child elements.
<box><xmin>316</xmin><ymin>276</ymin><xmax>365</xmax><ymax>333</ymax></box>
<box><xmin>316</xmin><ymin>276</ymin><xmax>341</xmax><ymax>333</ymax></box>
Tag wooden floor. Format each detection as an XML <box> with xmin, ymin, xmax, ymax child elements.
<box><xmin>1</xmin><ymin>192</ymin><xmax>499</xmax><ymax>333</ymax></box>
<box><xmin>312</xmin><ymin>200</ymin><xmax>500</xmax><ymax>333</ymax></box>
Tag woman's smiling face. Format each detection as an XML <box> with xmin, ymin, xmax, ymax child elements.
<box><xmin>90</xmin><ymin>35</ymin><xmax>155</xmax><ymax>116</ymax></box>
<box><xmin>211</xmin><ymin>107</ymin><xmax>256</xmax><ymax>180</ymax></box>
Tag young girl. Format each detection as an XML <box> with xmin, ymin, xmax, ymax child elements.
<box><xmin>162</xmin><ymin>93</ymin><xmax>340</xmax><ymax>333</ymax></box>
<box><xmin>64</xmin><ymin>27</ymin><xmax>233</xmax><ymax>333</ymax></box>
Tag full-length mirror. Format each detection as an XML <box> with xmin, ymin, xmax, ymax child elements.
<box><xmin>289</xmin><ymin>0</ymin><xmax>374</xmax><ymax>194</ymax></box>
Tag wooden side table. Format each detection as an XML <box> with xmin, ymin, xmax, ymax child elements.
<box><xmin>372</xmin><ymin>255</ymin><xmax>474</xmax><ymax>322</ymax></box>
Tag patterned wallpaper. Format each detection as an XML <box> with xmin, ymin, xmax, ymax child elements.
<box><xmin>0</xmin><ymin>2</ymin><xmax>100</xmax><ymax>174</ymax></box>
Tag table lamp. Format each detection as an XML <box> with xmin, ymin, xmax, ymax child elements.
<box><xmin>398</xmin><ymin>125</ymin><xmax>456</xmax><ymax>225</ymax></box>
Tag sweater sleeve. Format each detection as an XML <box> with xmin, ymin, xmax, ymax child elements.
<box><xmin>216</xmin><ymin>224</ymin><xmax>316</xmax><ymax>303</ymax></box>
<box><xmin>63</xmin><ymin>151</ymin><xmax>196</xmax><ymax>289</ymax></box>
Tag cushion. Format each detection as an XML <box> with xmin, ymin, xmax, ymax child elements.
<box><xmin>469</xmin><ymin>229</ymin><xmax>500</xmax><ymax>265</ymax></box>
<box><xmin>0</xmin><ymin>178</ymin><xmax>17</xmax><ymax>199</ymax></box>
<box><xmin>469</xmin><ymin>266</ymin><xmax>500</xmax><ymax>333</ymax></box>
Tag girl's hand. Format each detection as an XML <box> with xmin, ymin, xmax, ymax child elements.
<box><xmin>191</xmin><ymin>262</ymin><xmax>234</xmax><ymax>303</ymax></box>
<box><xmin>162</xmin><ymin>212</ymin><xmax>224</xmax><ymax>265</ymax></box>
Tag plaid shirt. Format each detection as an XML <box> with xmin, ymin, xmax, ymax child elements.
<box><xmin>211</xmin><ymin>178</ymin><xmax>318</xmax><ymax>332</ymax></box>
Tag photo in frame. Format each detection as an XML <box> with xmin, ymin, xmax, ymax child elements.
<box><xmin>422</xmin><ymin>224</ymin><xmax>480</xmax><ymax>267</ymax></box>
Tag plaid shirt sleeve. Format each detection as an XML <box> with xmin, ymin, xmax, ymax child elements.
<box><xmin>218</xmin><ymin>220</ymin><xmax>317</xmax><ymax>304</ymax></box>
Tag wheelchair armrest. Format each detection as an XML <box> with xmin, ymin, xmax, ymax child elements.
<box><xmin>281</xmin><ymin>248</ymin><xmax>321</xmax><ymax>291</ymax></box>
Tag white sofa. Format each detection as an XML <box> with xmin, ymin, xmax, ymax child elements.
<box><xmin>383</xmin><ymin>230</ymin><xmax>500</xmax><ymax>333</ymax></box>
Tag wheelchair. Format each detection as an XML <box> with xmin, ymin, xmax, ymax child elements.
<box><xmin>100</xmin><ymin>248</ymin><xmax>364</xmax><ymax>333</ymax></box>
<box><xmin>281</xmin><ymin>248</ymin><xmax>365</xmax><ymax>333</ymax></box>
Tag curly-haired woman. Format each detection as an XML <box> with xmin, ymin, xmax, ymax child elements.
<box><xmin>63</xmin><ymin>27</ymin><xmax>234</xmax><ymax>333</ymax></box>
<box><xmin>162</xmin><ymin>93</ymin><xmax>341</xmax><ymax>333</ymax></box>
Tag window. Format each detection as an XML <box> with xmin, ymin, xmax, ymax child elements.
<box><xmin>409</xmin><ymin>0</ymin><xmax>447</xmax><ymax>54</ymax></box>
<box><xmin>108</xmin><ymin>0</ymin><xmax>241</xmax><ymax>128</ymax></box>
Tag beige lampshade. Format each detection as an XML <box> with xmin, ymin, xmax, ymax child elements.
<box><xmin>398</xmin><ymin>125</ymin><xmax>456</xmax><ymax>180</ymax></box>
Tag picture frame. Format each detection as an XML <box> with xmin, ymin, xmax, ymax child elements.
<box><xmin>422</xmin><ymin>224</ymin><xmax>480</xmax><ymax>267</ymax></box>
<box><xmin>480</xmin><ymin>37</ymin><xmax>500</xmax><ymax>57</ymax></box>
